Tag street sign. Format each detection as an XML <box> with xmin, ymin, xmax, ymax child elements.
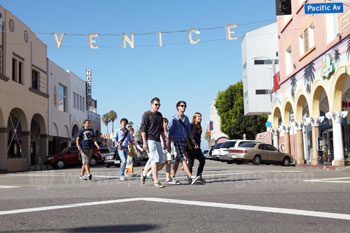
<box><xmin>305</xmin><ymin>3</ymin><xmax>343</xmax><ymax>14</ymax></box>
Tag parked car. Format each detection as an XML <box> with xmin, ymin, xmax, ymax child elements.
<box><xmin>46</xmin><ymin>146</ymin><xmax>102</xmax><ymax>169</ymax></box>
<box><xmin>221</xmin><ymin>139</ymin><xmax>259</xmax><ymax>163</ymax></box>
<box><xmin>211</xmin><ymin>142</ymin><xmax>224</xmax><ymax>160</ymax></box>
<box><xmin>206</xmin><ymin>145</ymin><xmax>215</xmax><ymax>159</ymax></box>
<box><xmin>218</xmin><ymin>140</ymin><xmax>238</xmax><ymax>161</ymax></box>
<box><xmin>104</xmin><ymin>146</ymin><xmax>143</xmax><ymax>168</ymax></box>
<box><xmin>203</xmin><ymin>149</ymin><xmax>209</xmax><ymax>158</ymax></box>
<box><xmin>226</xmin><ymin>142</ymin><xmax>293</xmax><ymax>166</ymax></box>
<box><xmin>99</xmin><ymin>147</ymin><xmax>114</xmax><ymax>160</ymax></box>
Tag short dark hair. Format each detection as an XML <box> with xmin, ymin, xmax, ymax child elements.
<box><xmin>83</xmin><ymin>119</ymin><xmax>90</xmax><ymax>125</ymax></box>
<box><xmin>151</xmin><ymin>97</ymin><xmax>160</xmax><ymax>103</ymax></box>
<box><xmin>176</xmin><ymin>100</ymin><xmax>187</xmax><ymax>108</ymax></box>
<box><xmin>120</xmin><ymin>118</ymin><xmax>128</xmax><ymax>124</ymax></box>
<box><xmin>163</xmin><ymin>117</ymin><xmax>168</xmax><ymax>123</ymax></box>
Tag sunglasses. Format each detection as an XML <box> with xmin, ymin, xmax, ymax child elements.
<box><xmin>155</xmin><ymin>103</ymin><xmax>161</xmax><ymax>107</ymax></box>
<box><xmin>179</xmin><ymin>105</ymin><xmax>186</xmax><ymax>108</ymax></box>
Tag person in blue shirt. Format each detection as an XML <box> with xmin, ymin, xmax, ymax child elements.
<box><xmin>76</xmin><ymin>120</ymin><xmax>100</xmax><ymax>181</ymax></box>
<box><xmin>168</xmin><ymin>100</ymin><xmax>199</xmax><ymax>185</ymax></box>
<box><xmin>113</xmin><ymin>118</ymin><xmax>133</xmax><ymax>180</ymax></box>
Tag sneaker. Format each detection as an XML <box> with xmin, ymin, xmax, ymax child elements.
<box><xmin>168</xmin><ymin>177</ymin><xmax>180</xmax><ymax>185</ymax></box>
<box><xmin>120</xmin><ymin>176</ymin><xmax>125</xmax><ymax>181</ymax></box>
<box><xmin>153</xmin><ymin>181</ymin><xmax>165</xmax><ymax>188</ymax></box>
<box><xmin>79</xmin><ymin>176</ymin><xmax>86</xmax><ymax>180</ymax></box>
<box><xmin>191</xmin><ymin>176</ymin><xmax>201</xmax><ymax>185</ymax></box>
<box><xmin>140</xmin><ymin>170</ymin><xmax>146</xmax><ymax>184</ymax></box>
<box><xmin>125</xmin><ymin>173</ymin><xmax>129</xmax><ymax>178</ymax></box>
<box><xmin>88</xmin><ymin>174</ymin><xmax>92</xmax><ymax>180</ymax></box>
<box><xmin>187</xmin><ymin>176</ymin><xmax>192</xmax><ymax>185</ymax></box>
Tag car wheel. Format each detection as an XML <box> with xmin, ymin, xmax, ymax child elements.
<box><xmin>252</xmin><ymin>155</ymin><xmax>261</xmax><ymax>165</ymax></box>
<box><xmin>105</xmin><ymin>164</ymin><xmax>111</xmax><ymax>168</ymax></box>
<box><xmin>283</xmin><ymin>157</ymin><xmax>291</xmax><ymax>166</ymax></box>
<box><xmin>55</xmin><ymin>159</ymin><xmax>66</xmax><ymax>169</ymax></box>
<box><xmin>236</xmin><ymin>160</ymin><xmax>243</xmax><ymax>165</ymax></box>
<box><xmin>226</xmin><ymin>161</ymin><xmax>233</xmax><ymax>164</ymax></box>
<box><xmin>90</xmin><ymin>157</ymin><xmax>97</xmax><ymax>166</ymax></box>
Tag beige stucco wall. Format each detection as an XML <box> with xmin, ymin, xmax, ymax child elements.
<box><xmin>0</xmin><ymin>6</ymin><xmax>48</xmax><ymax>172</ymax></box>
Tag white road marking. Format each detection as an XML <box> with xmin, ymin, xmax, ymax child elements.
<box><xmin>304</xmin><ymin>177</ymin><xmax>350</xmax><ymax>184</ymax></box>
<box><xmin>1</xmin><ymin>197</ymin><xmax>350</xmax><ymax>221</ymax></box>
<box><xmin>0</xmin><ymin>185</ymin><xmax>20</xmax><ymax>189</ymax></box>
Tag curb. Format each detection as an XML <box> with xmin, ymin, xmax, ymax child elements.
<box><xmin>297</xmin><ymin>164</ymin><xmax>339</xmax><ymax>171</ymax></box>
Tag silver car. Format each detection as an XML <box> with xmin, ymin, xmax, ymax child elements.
<box><xmin>226</xmin><ymin>142</ymin><xmax>293</xmax><ymax>166</ymax></box>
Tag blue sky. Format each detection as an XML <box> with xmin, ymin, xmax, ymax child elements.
<box><xmin>1</xmin><ymin>0</ymin><xmax>277</xmax><ymax>144</ymax></box>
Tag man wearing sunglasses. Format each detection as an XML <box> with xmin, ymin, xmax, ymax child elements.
<box><xmin>140</xmin><ymin>97</ymin><xmax>167</xmax><ymax>188</ymax></box>
<box><xmin>168</xmin><ymin>100</ymin><xmax>199</xmax><ymax>185</ymax></box>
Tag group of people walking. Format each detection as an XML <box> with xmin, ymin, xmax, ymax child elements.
<box><xmin>76</xmin><ymin>97</ymin><xmax>206</xmax><ymax>188</ymax></box>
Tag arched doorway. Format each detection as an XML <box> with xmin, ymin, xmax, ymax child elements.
<box><xmin>272</xmin><ymin>107</ymin><xmax>282</xmax><ymax>149</ymax></box>
<box><xmin>283</xmin><ymin>101</ymin><xmax>295</xmax><ymax>157</ymax></box>
<box><xmin>71</xmin><ymin>124</ymin><xmax>79</xmax><ymax>146</ymax></box>
<box><xmin>30</xmin><ymin>114</ymin><xmax>47</xmax><ymax>166</ymax></box>
<box><xmin>295</xmin><ymin>94</ymin><xmax>310</xmax><ymax>164</ymax></box>
<box><xmin>312</xmin><ymin>85</ymin><xmax>331</xmax><ymax>164</ymax></box>
<box><xmin>7</xmin><ymin>108</ymin><xmax>28</xmax><ymax>159</ymax></box>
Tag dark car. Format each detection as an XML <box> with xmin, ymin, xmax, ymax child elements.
<box><xmin>46</xmin><ymin>146</ymin><xmax>102</xmax><ymax>169</ymax></box>
<box><xmin>104</xmin><ymin>146</ymin><xmax>143</xmax><ymax>168</ymax></box>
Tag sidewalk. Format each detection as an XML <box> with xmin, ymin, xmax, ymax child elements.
<box><xmin>297</xmin><ymin>163</ymin><xmax>350</xmax><ymax>171</ymax></box>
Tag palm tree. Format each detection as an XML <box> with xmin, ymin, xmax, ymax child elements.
<box><xmin>347</xmin><ymin>38</ymin><xmax>350</xmax><ymax>60</ymax></box>
<box><xmin>334</xmin><ymin>48</ymin><xmax>340</xmax><ymax>67</ymax></box>
<box><xmin>128</xmin><ymin>121</ymin><xmax>134</xmax><ymax>128</ymax></box>
<box><xmin>109</xmin><ymin>110</ymin><xmax>117</xmax><ymax>134</ymax></box>
<box><xmin>304</xmin><ymin>62</ymin><xmax>315</xmax><ymax>93</ymax></box>
<box><xmin>290</xmin><ymin>75</ymin><xmax>297</xmax><ymax>98</ymax></box>
<box><xmin>102</xmin><ymin>114</ymin><xmax>110</xmax><ymax>134</ymax></box>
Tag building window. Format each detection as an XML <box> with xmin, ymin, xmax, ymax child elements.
<box><xmin>255</xmin><ymin>89</ymin><xmax>270</xmax><ymax>95</ymax></box>
<box><xmin>12</xmin><ymin>58</ymin><xmax>17</xmax><ymax>81</ymax></box>
<box><xmin>299</xmin><ymin>24</ymin><xmax>315</xmax><ymax>56</ymax></box>
<box><xmin>58</xmin><ymin>84</ymin><xmax>67</xmax><ymax>112</ymax></box>
<box><xmin>285</xmin><ymin>46</ymin><xmax>293</xmax><ymax>75</ymax></box>
<box><xmin>18</xmin><ymin>61</ymin><xmax>23</xmax><ymax>84</ymax></box>
<box><xmin>32</xmin><ymin>69</ymin><xmax>39</xmax><ymax>90</ymax></box>
<box><xmin>12</xmin><ymin>58</ymin><xmax>24</xmax><ymax>84</ymax></box>
<box><xmin>73</xmin><ymin>92</ymin><xmax>77</xmax><ymax>108</ymax></box>
<box><xmin>80</xmin><ymin>96</ymin><xmax>83</xmax><ymax>111</ymax></box>
<box><xmin>326</xmin><ymin>14</ymin><xmax>339</xmax><ymax>43</ymax></box>
<box><xmin>0</xmin><ymin>48</ymin><xmax>3</xmax><ymax>76</ymax></box>
<box><xmin>83</xmin><ymin>97</ymin><xmax>85</xmax><ymax>112</ymax></box>
<box><xmin>254</xmin><ymin>59</ymin><xmax>279</xmax><ymax>65</ymax></box>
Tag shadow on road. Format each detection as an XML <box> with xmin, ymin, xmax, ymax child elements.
<box><xmin>0</xmin><ymin>224</ymin><xmax>159</xmax><ymax>233</ymax></box>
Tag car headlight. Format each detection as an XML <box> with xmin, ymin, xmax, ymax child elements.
<box><xmin>47</xmin><ymin>157</ymin><xmax>54</xmax><ymax>161</ymax></box>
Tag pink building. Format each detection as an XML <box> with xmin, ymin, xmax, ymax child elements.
<box><xmin>271</xmin><ymin>0</ymin><xmax>350</xmax><ymax>166</ymax></box>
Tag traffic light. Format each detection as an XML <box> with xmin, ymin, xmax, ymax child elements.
<box><xmin>276</xmin><ymin>0</ymin><xmax>292</xmax><ymax>15</ymax></box>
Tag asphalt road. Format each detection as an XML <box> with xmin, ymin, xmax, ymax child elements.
<box><xmin>1</xmin><ymin>160</ymin><xmax>350</xmax><ymax>233</ymax></box>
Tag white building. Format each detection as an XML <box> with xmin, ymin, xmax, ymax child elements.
<box><xmin>67</xmin><ymin>70</ymin><xmax>88</xmax><ymax>143</ymax></box>
<box><xmin>209</xmin><ymin>95</ymin><xmax>228</xmax><ymax>146</ymax></box>
<box><xmin>48</xmin><ymin>59</ymin><xmax>71</xmax><ymax>154</ymax></box>
<box><xmin>242</xmin><ymin>22</ymin><xmax>279</xmax><ymax>115</ymax></box>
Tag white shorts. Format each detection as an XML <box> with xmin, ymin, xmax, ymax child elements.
<box><xmin>147</xmin><ymin>140</ymin><xmax>165</xmax><ymax>164</ymax></box>
<box><xmin>163</xmin><ymin>150</ymin><xmax>172</xmax><ymax>161</ymax></box>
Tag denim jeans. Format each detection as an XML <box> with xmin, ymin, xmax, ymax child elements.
<box><xmin>118</xmin><ymin>148</ymin><xmax>128</xmax><ymax>176</ymax></box>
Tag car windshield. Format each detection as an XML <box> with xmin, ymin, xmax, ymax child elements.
<box><xmin>221</xmin><ymin>141</ymin><xmax>236</xmax><ymax>148</ymax></box>
<box><xmin>239</xmin><ymin>142</ymin><xmax>258</xmax><ymax>148</ymax></box>
<box><xmin>214</xmin><ymin>143</ymin><xmax>223</xmax><ymax>149</ymax></box>
<box><xmin>99</xmin><ymin>148</ymin><xmax>110</xmax><ymax>153</ymax></box>
<box><xmin>60</xmin><ymin>147</ymin><xmax>71</xmax><ymax>154</ymax></box>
